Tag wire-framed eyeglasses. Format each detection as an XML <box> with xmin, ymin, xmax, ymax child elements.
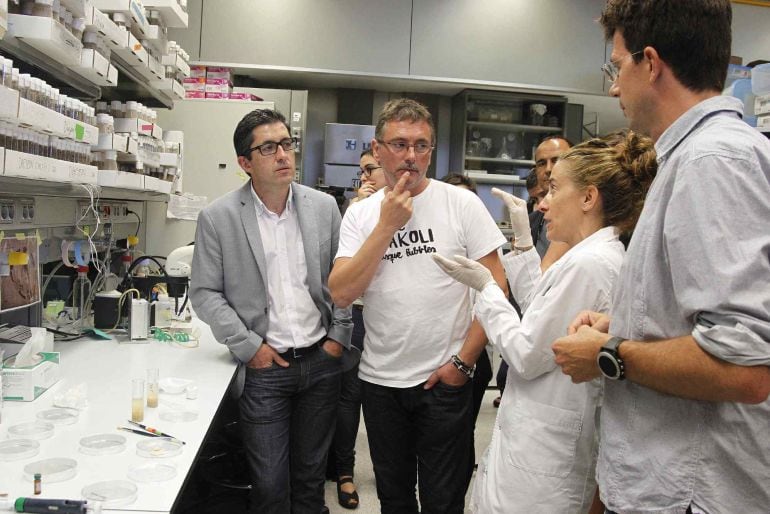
<box><xmin>246</xmin><ymin>137</ymin><xmax>298</xmax><ymax>157</ymax></box>
<box><xmin>601</xmin><ymin>51</ymin><xmax>643</xmax><ymax>83</ymax></box>
<box><xmin>377</xmin><ymin>140</ymin><xmax>434</xmax><ymax>155</ymax></box>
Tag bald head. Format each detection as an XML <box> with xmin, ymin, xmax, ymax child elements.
<box><xmin>535</xmin><ymin>137</ymin><xmax>571</xmax><ymax>183</ymax></box>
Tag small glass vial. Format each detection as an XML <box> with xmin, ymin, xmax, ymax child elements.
<box><xmin>125</xmin><ymin>101</ymin><xmax>139</xmax><ymax>119</ymax></box>
<box><xmin>18</xmin><ymin>74</ymin><xmax>30</xmax><ymax>100</ymax></box>
<box><xmin>112</xmin><ymin>12</ymin><xmax>129</xmax><ymax>29</ymax></box>
<box><xmin>32</xmin><ymin>0</ymin><xmax>54</xmax><ymax>18</ymax></box>
<box><xmin>51</xmin><ymin>0</ymin><xmax>60</xmax><ymax>21</ymax></box>
<box><xmin>63</xmin><ymin>9</ymin><xmax>73</xmax><ymax>33</ymax></box>
<box><xmin>72</xmin><ymin>17</ymin><xmax>85</xmax><ymax>40</ymax></box>
<box><xmin>103</xmin><ymin>149</ymin><xmax>118</xmax><ymax>170</ymax></box>
<box><xmin>2</xmin><ymin>58</ymin><xmax>13</xmax><ymax>88</ymax></box>
<box><xmin>96</xmin><ymin>113</ymin><xmax>114</xmax><ymax>134</ymax></box>
<box><xmin>11</xmin><ymin>68</ymin><xmax>19</xmax><ymax>92</ymax></box>
<box><xmin>83</xmin><ymin>30</ymin><xmax>99</xmax><ymax>51</ymax></box>
<box><xmin>96</xmin><ymin>101</ymin><xmax>109</xmax><ymax>115</ymax></box>
<box><xmin>110</xmin><ymin>100</ymin><xmax>124</xmax><ymax>119</ymax></box>
<box><xmin>33</xmin><ymin>473</ymin><xmax>41</xmax><ymax>495</ymax></box>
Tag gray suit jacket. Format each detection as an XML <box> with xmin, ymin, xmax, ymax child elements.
<box><xmin>190</xmin><ymin>181</ymin><xmax>353</xmax><ymax>396</ymax></box>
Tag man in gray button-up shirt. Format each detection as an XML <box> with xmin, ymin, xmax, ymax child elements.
<box><xmin>552</xmin><ymin>1</ymin><xmax>770</xmax><ymax>513</ymax></box>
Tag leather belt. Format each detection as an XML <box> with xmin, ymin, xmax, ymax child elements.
<box><xmin>278</xmin><ymin>336</ymin><xmax>327</xmax><ymax>359</ymax></box>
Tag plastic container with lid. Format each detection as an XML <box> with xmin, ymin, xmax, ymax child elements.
<box><xmin>96</xmin><ymin>101</ymin><xmax>109</xmax><ymax>114</ymax></box>
<box><xmin>0</xmin><ymin>439</ymin><xmax>40</xmax><ymax>462</ymax></box>
<box><xmin>128</xmin><ymin>461</ymin><xmax>177</xmax><ymax>483</ymax></box>
<box><xmin>23</xmin><ymin>457</ymin><xmax>78</xmax><ymax>483</ymax></box>
<box><xmin>36</xmin><ymin>408</ymin><xmax>79</xmax><ymax>425</ymax></box>
<box><xmin>79</xmin><ymin>434</ymin><xmax>127</xmax><ymax>455</ymax></box>
<box><xmin>82</xmin><ymin>480</ymin><xmax>137</xmax><ymax>507</ymax></box>
<box><xmin>8</xmin><ymin>421</ymin><xmax>55</xmax><ymax>440</ymax></box>
<box><xmin>72</xmin><ymin>17</ymin><xmax>86</xmax><ymax>39</ymax></box>
<box><xmin>136</xmin><ymin>437</ymin><xmax>183</xmax><ymax>458</ymax></box>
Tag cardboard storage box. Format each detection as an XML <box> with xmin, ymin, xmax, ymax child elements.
<box><xmin>2</xmin><ymin>352</ymin><xmax>61</xmax><ymax>401</ymax></box>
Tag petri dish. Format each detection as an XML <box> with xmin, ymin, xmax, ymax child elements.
<box><xmin>79</xmin><ymin>434</ymin><xmax>127</xmax><ymax>456</ymax></box>
<box><xmin>36</xmin><ymin>408</ymin><xmax>79</xmax><ymax>425</ymax></box>
<box><xmin>8</xmin><ymin>421</ymin><xmax>55</xmax><ymax>440</ymax></box>
<box><xmin>82</xmin><ymin>480</ymin><xmax>137</xmax><ymax>508</ymax></box>
<box><xmin>159</xmin><ymin>409</ymin><xmax>198</xmax><ymax>423</ymax></box>
<box><xmin>136</xmin><ymin>437</ymin><xmax>183</xmax><ymax>458</ymax></box>
<box><xmin>23</xmin><ymin>457</ymin><xmax>78</xmax><ymax>483</ymax></box>
<box><xmin>158</xmin><ymin>377</ymin><xmax>192</xmax><ymax>394</ymax></box>
<box><xmin>0</xmin><ymin>439</ymin><xmax>40</xmax><ymax>462</ymax></box>
<box><xmin>127</xmin><ymin>461</ymin><xmax>177</xmax><ymax>483</ymax></box>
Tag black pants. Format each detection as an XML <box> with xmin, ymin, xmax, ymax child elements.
<box><xmin>362</xmin><ymin>379</ymin><xmax>472</xmax><ymax>514</ymax></box>
<box><xmin>466</xmin><ymin>350</ymin><xmax>493</xmax><ymax>487</ymax></box>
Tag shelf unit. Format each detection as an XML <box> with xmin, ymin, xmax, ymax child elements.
<box><xmin>450</xmin><ymin>89</ymin><xmax>567</xmax><ymax>183</ymax></box>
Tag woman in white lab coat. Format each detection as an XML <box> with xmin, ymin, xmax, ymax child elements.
<box><xmin>434</xmin><ymin>130</ymin><xmax>657</xmax><ymax>514</ymax></box>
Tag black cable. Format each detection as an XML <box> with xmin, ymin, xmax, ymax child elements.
<box><xmin>127</xmin><ymin>209</ymin><xmax>141</xmax><ymax>237</ymax></box>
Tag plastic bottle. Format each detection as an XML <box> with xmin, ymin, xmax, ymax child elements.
<box><xmin>72</xmin><ymin>265</ymin><xmax>92</xmax><ymax>331</ymax></box>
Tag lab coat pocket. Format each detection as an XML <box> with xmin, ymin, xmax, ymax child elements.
<box><xmin>501</xmin><ymin>396</ymin><xmax>582</xmax><ymax>478</ymax></box>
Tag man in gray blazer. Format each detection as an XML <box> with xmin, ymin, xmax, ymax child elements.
<box><xmin>190</xmin><ymin>109</ymin><xmax>352</xmax><ymax>514</ymax></box>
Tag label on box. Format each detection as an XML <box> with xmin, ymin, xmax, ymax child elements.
<box><xmin>205</xmin><ymin>92</ymin><xmax>229</xmax><ymax>99</ymax></box>
<box><xmin>189</xmin><ymin>64</ymin><xmax>206</xmax><ymax>78</ymax></box>
<box><xmin>185</xmin><ymin>91</ymin><xmax>205</xmax><ymax>99</ymax></box>
<box><xmin>205</xmin><ymin>77</ymin><xmax>231</xmax><ymax>85</ymax></box>
<box><xmin>2</xmin><ymin>352</ymin><xmax>60</xmax><ymax>401</ymax></box>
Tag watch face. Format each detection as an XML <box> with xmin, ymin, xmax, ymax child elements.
<box><xmin>597</xmin><ymin>352</ymin><xmax>620</xmax><ymax>379</ymax></box>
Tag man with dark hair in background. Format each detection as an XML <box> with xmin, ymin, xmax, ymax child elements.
<box><xmin>552</xmin><ymin>1</ymin><xmax>770</xmax><ymax>513</ymax></box>
<box><xmin>191</xmin><ymin>109</ymin><xmax>352</xmax><ymax>514</ymax></box>
<box><xmin>330</xmin><ymin>99</ymin><xmax>507</xmax><ymax>513</ymax></box>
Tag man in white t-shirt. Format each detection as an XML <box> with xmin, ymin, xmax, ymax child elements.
<box><xmin>329</xmin><ymin>98</ymin><xmax>507</xmax><ymax>514</ymax></box>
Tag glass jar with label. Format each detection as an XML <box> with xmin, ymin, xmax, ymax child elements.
<box><xmin>102</xmin><ymin>150</ymin><xmax>118</xmax><ymax>171</ymax></box>
<box><xmin>111</xmin><ymin>12</ymin><xmax>129</xmax><ymax>29</ymax></box>
<box><xmin>125</xmin><ymin>101</ymin><xmax>139</xmax><ymax>119</ymax></box>
<box><xmin>96</xmin><ymin>113</ymin><xmax>114</xmax><ymax>135</ymax></box>
<box><xmin>110</xmin><ymin>100</ymin><xmax>124</xmax><ymax>119</ymax></box>
<box><xmin>83</xmin><ymin>30</ymin><xmax>99</xmax><ymax>51</ymax></box>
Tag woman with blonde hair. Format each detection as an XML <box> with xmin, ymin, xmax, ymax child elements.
<box><xmin>434</xmin><ymin>130</ymin><xmax>657</xmax><ymax>513</ymax></box>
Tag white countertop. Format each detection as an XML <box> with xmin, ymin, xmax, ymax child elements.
<box><xmin>0</xmin><ymin>320</ymin><xmax>237</xmax><ymax>513</ymax></box>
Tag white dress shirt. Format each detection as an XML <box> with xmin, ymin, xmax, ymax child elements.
<box><xmin>251</xmin><ymin>185</ymin><xmax>325</xmax><ymax>353</ymax></box>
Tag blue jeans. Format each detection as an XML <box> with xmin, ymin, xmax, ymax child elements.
<box><xmin>361</xmin><ymin>379</ymin><xmax>473</xmax><ymax>514</ymax></box>
<box><xmin>239</xmin><ymin>347</ymin><xmax>342</xmax><ymax>514</ymax></box>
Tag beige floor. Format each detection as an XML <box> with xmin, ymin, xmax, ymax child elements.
<box><xmin>324</xmin><ymin>389</ymin><xmax>499</xmax><ymax>514</ymax></box>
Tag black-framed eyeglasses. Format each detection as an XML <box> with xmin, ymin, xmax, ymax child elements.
<box><xmin>377</xmin><ymin>140</ymin><xmax>434</xmax><ymax>155</ymax></box>
<box><xmin>246</xmin><ymin>137</ymin><xmax>298</xmax><ymax>157</ymax></box>
<box><xmin>601</xmin><ymin>51</ymin><xmax>643</xmax><ymax>83</ymax></box>
<box><xmin>357</xmin><ymin>165</ymin><xmax>382</xmax><ymax>178</ymax></box>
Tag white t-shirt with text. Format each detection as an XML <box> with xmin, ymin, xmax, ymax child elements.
<box><xmin>336</xmin><ymin>179</ymin><xmax>505</xmax><ymax>387</ymax></box>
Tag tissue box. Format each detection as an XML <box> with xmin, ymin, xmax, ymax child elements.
<box><xmin>2</xmin><ymin>352</ymin><xmax>60</xmax><ymax>401</ymax></box>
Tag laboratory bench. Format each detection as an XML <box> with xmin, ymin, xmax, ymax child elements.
<box><xmin>0</xmin><ymin>319</ymin><xmax>239</xmax><ymax>513</ymax></box>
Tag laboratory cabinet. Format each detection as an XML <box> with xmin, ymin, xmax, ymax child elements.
<box><xmin>450</xmin><ymin>89</ymin><xmax>567</xmax><ymax>183</ymax></box>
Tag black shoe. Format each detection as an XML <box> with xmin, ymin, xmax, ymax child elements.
<box><xmin>493</xmin><ymin>396</ymin><xmax>501</xmax><ymax>408</ymax></box>
<box><xmin>336</xmin><ymin>476</ymin><xmax>360</xmax><ymax>510</ymax></box>
<box><xmin>321</xmin><ymin>506</ymin><xmax>330</xmax><ymax>514</ymax></box>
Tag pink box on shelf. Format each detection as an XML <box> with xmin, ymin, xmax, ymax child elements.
<box><xmin>228</xmin><ymin>92</ymin><xmax>257</xmax><ymax>100</ymax></box>
<box><xmin>205</xmin><ymin>92</ymin><xmax>229</xmax><ymax>99</ymax></box>
<box><xmin>189</xmin><ymin>65</ymin><xmax>206</xmax><ymax>78</ymax></box>
<box><xmin>185</xmin><ymin>91</ymin><xmax>205</xmax><ymax>99</ymax></box>
<box><xmin>205</xmin><ymin>77</ymin><xmax>231</xmax><ymax>86</ymax></box>
<box><xmin>206</xmin><ymin>66</ymin><xmax>232</xmax><ymax>81</ymax></box>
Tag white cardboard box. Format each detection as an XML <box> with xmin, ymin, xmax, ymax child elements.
<box><xmin>97</xmin><ymin>169</ymin><xmax>145</xmax><ymax>189</ymax></box>
<box><xmin>8</xmin><ymin>14</ymin><xmax>82</xmax><ymax>66</ymax></box>
<box><xmin>2</xmin><ymin>352</ymin><xmax>61</xmax><ymax>402</ymax></box>
<box><xmin>89</xmin><ymin>7</ymin><xmax>126</xmax><ymax>49</ymax></box>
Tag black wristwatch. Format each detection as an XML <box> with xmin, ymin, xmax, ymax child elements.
<box><xmin>597</xmin><ymin>336</ymin><xmax>626</xmax><ymax>380</ymax></box>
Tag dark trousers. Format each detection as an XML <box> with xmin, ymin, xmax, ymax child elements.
<box><xmin>362</xmin><ymin>379</ymin><xmax>473</xmax><ymax>514</ymax></box>
<box><xmin>328</xmin><ymin>306</ymin><xmax>365</xmax><ymax>479</ymax></box>
<box><xmin>239</xmin><ymin>348</ymin><xmax>342</xmax><ymax>514</ymax></box>
<box><xmin>496</xmin><ymin>359</ymin><xmax>509</xmax><ymax>392</ymax></box>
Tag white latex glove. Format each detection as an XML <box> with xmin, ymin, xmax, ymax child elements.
<box><xmin>491</xmin><ymin>187</ymin><xmax>533</xmax><ymax>249</ymax></box>
<box><xmin>433</xmin><ymin>254</ymin><xmax>495</xmax><ymax>292</ymax></box>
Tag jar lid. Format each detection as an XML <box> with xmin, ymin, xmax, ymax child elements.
<box><xmin>112</xmin><ymin>12</ymin><xmax>128</xmax><ymax>23</ymax></box>
<box><xmin>79</xmin><ymin>434</ymin><xmax>127</xmax><ymax>455</ymax></box>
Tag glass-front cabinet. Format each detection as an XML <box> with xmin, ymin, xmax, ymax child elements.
<box><xmin>450</xmin><ymin>90</ymin><xmax>567</xmax><ymax>185</ymax></box>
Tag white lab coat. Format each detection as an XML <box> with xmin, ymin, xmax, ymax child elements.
<box><xmin>471</xmin><ymin>226</ymin><xmax>624</xmax><ymax>514</ymax></box>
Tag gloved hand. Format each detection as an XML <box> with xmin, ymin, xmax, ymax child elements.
<box><xmin>433</xmin><ymin>254</ymin><xmax>495</xmax><ymax>292</ymax></box>
<box><xmin>491</xmin><ymin>187</ymin><xmax>533</xmax><ymax>249</ymax></box>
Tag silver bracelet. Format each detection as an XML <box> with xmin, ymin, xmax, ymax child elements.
<box><xmin>450</xmin><ymin>354</ymin><xmax>475</xmax><ymax>378</ymax></box>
